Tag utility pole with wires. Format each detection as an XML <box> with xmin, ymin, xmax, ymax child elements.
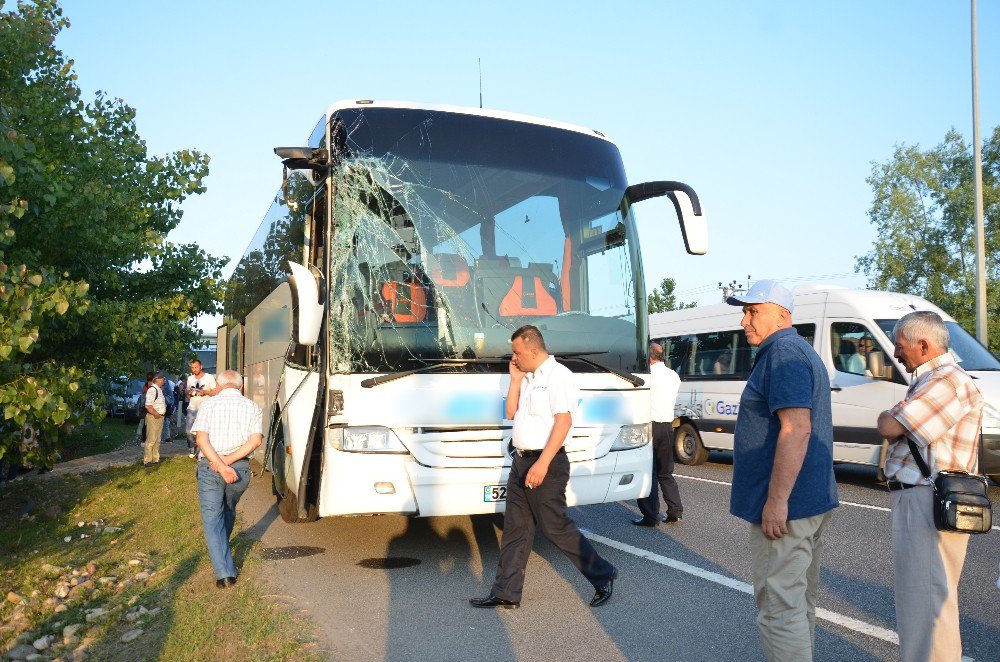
<box><xmin>719</xmin><ymin>276</ymin><xmax>751</xmax><ymax>302</ymax></box>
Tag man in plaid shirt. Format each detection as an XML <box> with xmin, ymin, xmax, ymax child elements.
<box><xmin>192</xmin><ymin>369</ymin><xmax>263</xmax><ymax>589</ymax></box>
<box><xmin>877</xmin><ymin>311</ymin><xmax>983</xmax><ymax>662</ymax></box>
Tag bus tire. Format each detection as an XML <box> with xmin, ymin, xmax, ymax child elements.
<box><xmin>278</xmin><ymin>488</ymin><xmax>319</xmax><ymax>524</ymax></box>
<box><xmin>674</xmin><ymin>423</ymin><xmax>709</xmax><ymax>465</ymax></box>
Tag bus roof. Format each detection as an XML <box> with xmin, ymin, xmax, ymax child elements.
<box><xmin>319</xmin><ymin>99</ymin><xmax>614</xmax><ymax>144</ymax></box>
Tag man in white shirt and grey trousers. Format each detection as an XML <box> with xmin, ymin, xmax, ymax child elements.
<box><xmin>631</xmin><ymin>342</ymin><xmax>683</xmax><ymax>526</ymax></box>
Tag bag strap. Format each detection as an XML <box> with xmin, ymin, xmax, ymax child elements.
<box><xmin>905</xmin><ymin>437</ymin><xmax>933</xmax><ymax>480</ymax></box>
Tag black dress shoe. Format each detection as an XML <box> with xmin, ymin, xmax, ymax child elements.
<box><xmin>225</xmin><ymin>576</ymin><xmax>237</xmax><ymax>586</ymax></box>
<box><xmin>665</xmin><ymin>515</ymin><xmax>683</xmax><ymax>524</ymax></box>
<box><xmin>215</xmin><ymin>579</ymin><xmax>227</xmax><ymax>589</ymax></box>
<box><xmin>469</xmin><ymin>595</ymin><xmax>519</xmax><ymax>609</ymax></box>
<box><xmin>590</xmin><ymin>567</ymin><xmax>617</xmax><ymax>607</ymax></box>
<box><xmin>631</xmin><ymin>516</ymin><xmax>659</xmax><ymax>527</ymax></box>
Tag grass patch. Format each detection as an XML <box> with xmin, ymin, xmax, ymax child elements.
<box><xmin>59</xmin><ymin>417</ymin><xmax>139</xmax><ymax>461</ymax></box>
<box><xmin>0</xmin><ymin>458</ymin><xmax>321</xmax><ymax>660</ymax></box>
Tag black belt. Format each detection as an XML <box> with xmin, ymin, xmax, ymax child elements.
<box><xmin>886</xmin><ymin>480</ymin><xmax>920</xmax><ymax>491</ymax></box>
<box><xmin>513</xmin><ymin>447</ymin><xmax>566</xmax><ymax>458</ymax></box>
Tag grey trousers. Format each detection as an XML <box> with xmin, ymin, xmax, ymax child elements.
<box><xmin>749</xmin><ymin>511</ymin><xmax>832</xmax><ymax>662</ymax></box>
<box><xmin>490</xmin><ymin>452</ymin><xmax>615</xmax><ymax>603</ymax></box>
<box><xmin>891</xmin><ymin>485</ymin><xmax>969</xmax><ymax>662</ymax></box>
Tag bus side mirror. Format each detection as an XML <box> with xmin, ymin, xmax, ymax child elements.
<box><xmin>625</xmin><ymin>181</ymin><xmax>707</xmax><ymax>255</ymax></box>
<box><xmin>288</xmin><ymin>261</ymin><xmax>324</xmax><ymax>346</ymax></box>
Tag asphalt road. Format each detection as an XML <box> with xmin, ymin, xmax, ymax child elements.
<box><xmin>236</xmin><ymin>454</ymin><xmax>1000</xmax><ymax>661</ymax></box>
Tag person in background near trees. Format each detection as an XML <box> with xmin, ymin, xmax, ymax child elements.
<box><xmin>133</xmin><ymin>371</ymin><xmax>154</xmax><ymax>444</ymax></box>
<box><xmin>726</xmin><ymin>280</ymin><xmax>839</xmax><ymax>662</ymax></box>
<box><xmin>192</xmin><ymin>369</ymin><xmax>262</xmax><ymax>589</ymax></box>
<box><xmin>174</xmin><ymin>379</ymin><xmax>185</xmax><ymax>429</ymax></box>
<box><xmin>877</xmin><ymin>311</ymin><xmax>983</xmax><ymax>662</ymax></box>
<box><xmin>160</xmin><ymin>377</ymin><xmax>175</xmax><ymax>442</ymax></box>
<box><xmin>631</xmin><ymin>342</ymin><xmax>683</xmax><ymax>526</ymax></box>
<box><xmin>185</xmin><ymin>359</ymin><xmax>217</xmax><ymax>460</ymax></box>
<box><xmin>142</xmin><ymin>372</ymin><xmax>167</xmax><ymax>467</ymax></box>
<box><xmin>470</xmin><ymin>325</ymin><xmax>617</xmax><ymax>610</ymax></box>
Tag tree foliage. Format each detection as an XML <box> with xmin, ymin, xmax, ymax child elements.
<box><xmin>0</xmin><ymin>0</ymin><xmax>226</xmax><ymax>467</ymax></box>
<box><xmin>857</xmin><ymin>127</ymin><xmax>1000</xmax><ymax>352</ymax></box>
<box><xmin>647</xmin><ymin>277</ymin><xmax>696</xmax><ymax>314</ymax></box>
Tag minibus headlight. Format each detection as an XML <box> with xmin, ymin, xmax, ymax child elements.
<box><xmin>610</xmin><ymin>423</ymin><xmax>650</xmax><ymax>451</ymax></box>
<box><xmin>333</xmin><ymin>426</ymin><xmax>408</xmax><ymax>453</ymax></box>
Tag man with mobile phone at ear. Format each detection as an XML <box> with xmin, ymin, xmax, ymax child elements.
<box><xmin>185</xmin><ymin>359</ymin><xmax>217</xmax><ymax>460</ymax></box>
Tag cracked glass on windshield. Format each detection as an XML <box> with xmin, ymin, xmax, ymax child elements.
<box><xmin>325</xmin><ymin>108</ymin><xmax>647</xmax><ymax>374</ymax></box>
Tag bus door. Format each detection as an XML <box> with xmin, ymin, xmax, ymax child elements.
<box><xmin>827</xmin><ymin>320</ymin><xmax>906</xmax><ymax>464</ymax></box>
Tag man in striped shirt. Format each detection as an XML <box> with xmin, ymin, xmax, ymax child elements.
<box><xmin>877</xmin><ymin>311</ymin><xmax>984</xmax><ymax>662</ymax></box>
<box><xmin>192</xmin><ymin>369</ymin><xmax>263</xmax><ymax>589</ymax></box>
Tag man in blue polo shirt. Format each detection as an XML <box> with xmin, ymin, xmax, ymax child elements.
<box><xmin>727</xmin><ymin>280</ymin><xmax>838</xmax><ymax>662</ymax></box>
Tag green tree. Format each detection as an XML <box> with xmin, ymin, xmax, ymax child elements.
<box><xmin>647</xmin><ymin>277</ymin><xmax>696</xmax><ymax>314</ymax></box>
<box><xmin>857</xmin><ymin>127</ymin><xmax>1000</xmax><ymax>352</ymax></box>
<box><xmin>0</xmin><ymin>0</ymin><xmax>226</xmax><ymax>467</ymax></box>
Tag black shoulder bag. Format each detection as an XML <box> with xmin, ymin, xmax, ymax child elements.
<box><xmin>906</xmin><ymin>438</ymin><xmax>992</xmax><ymax>534</ymax></box>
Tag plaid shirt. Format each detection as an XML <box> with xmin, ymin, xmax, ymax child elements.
<box><xmin>883</xmin><ymin>353</ymin><xmax>983</xmax><ymax>485</ymax></box>
<box><xmin>191</xmin><ymin>388</ymin><xmax>263</xmax><ymax>457</ymax></box>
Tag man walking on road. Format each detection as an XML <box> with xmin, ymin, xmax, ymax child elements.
<box><xmin>632</xmin><ymin>342</ymin><xmax>682</xmax><ymax>526</ymax></box>
<box><xmin>877</xmin><ymin>311</ymin><xmax>983</xmax><ymax>662</ymax></box>
<box><xmin>470</xmin><ymin>325</ymin><xmax>617</xmax><ymax>609</ymax></box>
<box><xmin>192</xmin><ymin>369</ymin><xmax>262</xmax><ymax>589</ymax></box>
<box><xmin>185</xmin><ymin>359</ymin><xmax>217</xmax><ymax>459</ymax></box>
<box><xmin>142</xmin><ymin>372</ymin><xmax>168</xmax><ymax>467</ymax></box>
<box><xmin>726</xmin><ymin>280</ymin><xmax>839</xmax><ymax>661</ymax></box>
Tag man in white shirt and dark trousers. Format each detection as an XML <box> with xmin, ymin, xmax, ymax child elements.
<box><xmin>470</xmin><ymin>325</ymin><xmax>617</xmax><ymax>609</ymax></box>
<box><xmin>192</xmin><ymin>369</ymin><xmax>262</xmax><ymax>589</ymax></box>
<box><xmin>186</xmin><ymin>359</ymin><xmax>217</xmax><ymax>459</ymax></box>
<box><xmin>632</xmin><ymin>342</ymin><xmax>683</xmax><ymax>526</ymax></box>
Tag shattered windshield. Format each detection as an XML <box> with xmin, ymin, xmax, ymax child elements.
<box><xmin>327</xmin><ymin>108</ymin><xmax>647</xmax><ymax>374</ymax></box>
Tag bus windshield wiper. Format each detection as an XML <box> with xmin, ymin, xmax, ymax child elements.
<box><xmin>361</xmin><ymin>360</ymin><xmax>473</xmax><ymax>388</ymax></box>
<box><xmin>558</xmin><ymin>352</ymin><xmax>645</xmax><ymax>387</ymax></box>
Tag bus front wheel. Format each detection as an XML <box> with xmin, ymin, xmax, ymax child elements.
<box><xmin>674</xmin><ymin>423</ymin><xmax>709</xmax><ymax>466</ymax></box>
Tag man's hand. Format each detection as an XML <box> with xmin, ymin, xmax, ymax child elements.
<box><xmin>761</xmin><ymin>497</ymin><xmax>789</xmax><ymax>540</ymax></box>
<box><xmin>509</xmin><ymin>357</ymin><xmax>525</xmax><ymax>380</ymax></box>
<box><xmin>219</xmin><ymin>464</ymin><xmax>238</xmax><ymax>484</ymax></box>
<box><xmin>524</xmin><ymin>459</ymin><xmax>549</xmax><ymax>490</ymax></box>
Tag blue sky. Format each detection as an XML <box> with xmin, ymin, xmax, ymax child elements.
<box><xmin>57</xmin><ymin>1</ymin><xmax>999</xmax><ymax>327</ymax></box>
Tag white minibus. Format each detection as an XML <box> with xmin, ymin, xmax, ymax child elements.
<box><xmin>649</xmin><ymin>285</ymin><xmax>1000</xmax><ymax>482</ymax></box>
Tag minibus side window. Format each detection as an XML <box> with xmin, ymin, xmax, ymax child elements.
<box><xmin>830</xmin><ymin>322</ymin><xmax>889</xmax><ymax>377</ymax></box>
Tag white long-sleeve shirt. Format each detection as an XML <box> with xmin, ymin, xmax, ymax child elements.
<box><xmin>649</xmin><ymin>361</ymin><xmax>680</xmax><ymax>423</ymax></box>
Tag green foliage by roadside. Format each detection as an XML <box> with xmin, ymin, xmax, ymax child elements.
<box><xmin>0</xmin><ymin>0</ymin><xmax>226</xmax><ymax>467</ymax></box>
<box><xmin>647</xmin><ymin>277</ymin><xmax>696</xmax><ymax>314</ymax></box>
<box><xmin>857</xmin><ymin>127</ymin><xmax>1000</xmax><ymax>352</ymax></box>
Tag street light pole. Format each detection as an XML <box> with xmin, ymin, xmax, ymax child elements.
<box><xmin>971</xmin><ymin>0</ymin><xmax>988</xmax><ymax>345</ymax></box>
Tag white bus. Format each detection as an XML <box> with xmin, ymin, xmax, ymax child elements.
<box><xmin>649</xmin><ymin>285</ymin><xmax>1000</xmax><ymax>482</ymax></box>
<box><xmin>219</xmin><ymin>100</ymin><xmax>708</xmax><ymax>522</ymax></box>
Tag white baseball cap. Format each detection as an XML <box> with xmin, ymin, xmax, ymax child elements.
<box><xmin>725</xmin><ymin>279</ymin><xmax>794</xmax><ymax>313</ymax></box>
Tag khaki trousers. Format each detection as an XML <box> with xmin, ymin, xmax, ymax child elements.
<box><xmin>143</xmin><ymin>414</ymin><xmax>163</xmax><ymax>464</ymax></box>
<box><xmin>891</xmin><ymin>485</ymin><xmax>969</xmax><ymax>662</ymax></box>
<box><xmin>749</xmin><ymin>511</ymin><xmax>831</xmax><ymax>662</ymax></box>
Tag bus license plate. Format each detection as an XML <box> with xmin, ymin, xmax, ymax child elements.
<box><xmin>484</xmin><ymin>485</ymin><xmax>506</xmax><ymax>502</ymax></box>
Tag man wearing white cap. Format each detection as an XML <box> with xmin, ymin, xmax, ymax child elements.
<box><xmin>726</xmin><ymin>280</ymin><xmax>839</xmax><ymax>662</ymax></box>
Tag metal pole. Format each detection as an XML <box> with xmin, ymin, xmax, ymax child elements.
<box><xmin>971</xmin><ymin>0</ymin><xmax>989</xmax><ymax>344</ymax></box>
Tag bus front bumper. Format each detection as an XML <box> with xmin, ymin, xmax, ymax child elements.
<box><xmin>317</xmin><ymin>443</ymin><xmax>652</xmax><ymax>518</ymax></box>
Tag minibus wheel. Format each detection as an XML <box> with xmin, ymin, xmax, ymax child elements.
<box><xmin>674</xmin><ymin>423</ymin><xmax>709</xmax><ymax>465</ymax></box>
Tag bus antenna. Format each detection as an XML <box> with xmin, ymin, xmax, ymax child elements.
<box><xmin>478</xmin><ymin>58</ymin><xmax>483</xmax><ymax>108</ymax></box>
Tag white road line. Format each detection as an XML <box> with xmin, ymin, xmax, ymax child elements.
<box><xmin>674</xmin><ymin>472</ymin><xmax>1000</xmax><ymax>531</ymax></box>
<box><xmin>583</xmin><ymin>530</ymin><xmax>901</xmax><ymax>645</ymax></box>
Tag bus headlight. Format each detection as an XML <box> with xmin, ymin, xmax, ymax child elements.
<box><xmin>610</xmin><ymin>423</ymin><xmax>651</xmax><ymax>451</ymax></box>
<box><xmin>332</xmin><ymin>426</ymin><xmax>409</xmax><ymax>453</ymax></box>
